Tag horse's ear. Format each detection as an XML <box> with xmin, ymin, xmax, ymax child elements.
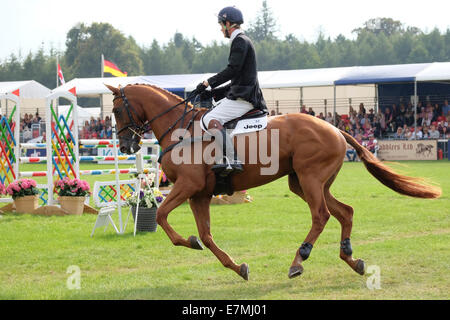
<box><xmin>104</xmin><ymin>84</ymin><xmax>120</xmax><ymax>96</ymax></box>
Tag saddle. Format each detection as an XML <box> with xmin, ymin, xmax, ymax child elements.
<box><xmin>200</xmin><ymin>109</ymin><xmax>268</xmax><ymax>136</ymax></box>
<box><xmin>200</xmin><ymin>109</ymin><xmax>268</xmax><ymax>196</ymax></box>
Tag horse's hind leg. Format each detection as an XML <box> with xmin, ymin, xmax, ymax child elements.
<box><xmin>324</xmin><ymin>187</ymin><xmax>365</xmax><ymax>275</ymax></box>
<box><xmin>288</xmin><ymin>173</ymin><xmax>330</xmax><ymax>279</ymax></box>
<box><xmin>189</xmin><ymin>195</ymin><xmax>249</xmax><ymax>280</ymax></box>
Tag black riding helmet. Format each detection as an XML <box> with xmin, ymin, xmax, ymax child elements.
<box><xmin>217</xmin><ymin>6</ymin><xmax>244</xmax><ymax>25</ymax></box>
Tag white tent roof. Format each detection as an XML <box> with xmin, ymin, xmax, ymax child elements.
<box><xmin>258</xmin><ymin>67</ymin><xmax>356</xmax><ymax>88</ymax></box>
<box><xmin>415</xmin><ymin>62</ymin><xmax>450</xmax><ymax>82</ymax></box>
<box><xmin>50</xmin><ymin>62</ymin><xmax>450</xmax><ymax>97</ymax></box>
<box><xmin>0</xmin><ymin>80</ymin><xmax>51</xmax><ymax>98</ymax></box>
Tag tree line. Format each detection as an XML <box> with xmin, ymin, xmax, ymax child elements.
<box><xmin>1</xmin><ymin>1</ymin><xmax>449</xmax><ymax>90</ymax></box>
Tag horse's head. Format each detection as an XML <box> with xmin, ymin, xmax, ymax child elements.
<box><xmin>105</xmin><ymin>84</ymin><xmax>145</xmax><ymax>154</ymax></box>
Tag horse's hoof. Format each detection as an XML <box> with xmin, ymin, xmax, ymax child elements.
<box><xmin>355</xmin><ymin>259</ymin><xmax>365</xmax><ymax>275</ymax></box>
<box><xmin>188</xmin><ymin>236</ymin><xmax>204</xmax><ymax>250</ymax></box>
<box><xmin>288</xmin><ymin>265</ymin><xmax>304</xmax><ymax>279</ymax></box>
<box><xmin>239</xmin><ymin>263</ymin><xmax>249</xmax><ymax>281</ymax></box>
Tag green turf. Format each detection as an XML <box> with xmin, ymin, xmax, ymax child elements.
<box><xmin>0</xmin><ymin>161</ymin><xmax>448</xmax><ymax>300</ymax></box>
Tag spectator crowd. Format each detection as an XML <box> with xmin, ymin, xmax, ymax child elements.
<box><xmin>295</xmin><ymin>99</ymin><xmax>450</xmax><ymax>142</ymax></box>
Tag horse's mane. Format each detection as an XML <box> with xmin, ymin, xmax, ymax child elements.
<box><xmin>126</xmin><ymin>83</ymin><xmax>196</xmax><ymax>109</ymax></box>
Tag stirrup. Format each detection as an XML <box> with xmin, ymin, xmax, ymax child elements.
<box><xmin>212</xmin><ymin>157</ymin><xmax>244</xmax><ymax>177</ymax></box>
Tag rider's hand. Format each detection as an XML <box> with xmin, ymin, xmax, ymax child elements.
<box><xmin>200</xmin><ymin>90</ymin><xmax>213</xmax><ymax>100</ymax></box>
<box><xmin>195</xmin><ymin>81</ymin><xmax>208</xmax><ymax>94</ymax></box>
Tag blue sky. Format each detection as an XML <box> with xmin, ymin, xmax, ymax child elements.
<box><xmin>2</xmin><ymin>0</ymin><xmax>449</xmax><ymax>60</ymax></box>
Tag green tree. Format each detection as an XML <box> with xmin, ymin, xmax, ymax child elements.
<box><xmin>246</xmin><ymin>0</ymin><xmax>277</xmax><ymax>42</ymax></box>
<box><xmin>64</xmin><ymin>22</ymin><xmax>143</xmax><ymax>79</ymax></box>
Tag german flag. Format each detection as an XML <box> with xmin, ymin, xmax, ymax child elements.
<box><xmin>103</xmin><ymin>59</ymin><xmax>127</xmax><ymax>77</ymax></box>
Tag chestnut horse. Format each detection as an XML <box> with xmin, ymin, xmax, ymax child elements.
<box><xmin>106</xmin><ymin>84</ymin><xmax>441</xmax><ymax>281</ymax></box>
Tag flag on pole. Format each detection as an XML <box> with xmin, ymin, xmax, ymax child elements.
<box><xmin>57</xmin><ymin>63</ymin><xmax>65</xmax><ymax>85</ymax></box>
<box><xmin>103</xmin><ymin>59</ymin><xmax>128</xmax><ymax>77</ymax></box>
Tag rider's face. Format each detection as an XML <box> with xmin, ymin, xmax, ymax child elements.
<box><xmin>219</xmin><ymin>22</ymin><xmax>229</xmax><ymax>38</ymax></box>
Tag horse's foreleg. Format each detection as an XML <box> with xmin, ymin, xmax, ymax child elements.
<box><xmin>325</xmin><ymin>190</ymin><xmax>365</xmax><ymax>275</ymax></box>
<box><xmin>288</xmin><ymin>173</ymin><xmax>330</xmax><ymax>279</ymax></box>
<box><xmin>189</xmin><ymin>195</ymin><xmax>249</xmax><ymax>280</ymax></box>
<box><xmin>156</xmin><ymin>181</ymin><xmax>197</xmax><ymax>249</ymax></box>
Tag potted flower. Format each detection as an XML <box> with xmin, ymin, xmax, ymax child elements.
<box><xmin>6</xmin><ymin>179</ymin><xmax>39</xmax><ymax>213</ymax></box>
<box><xmin>126</xmin><ymin>187</ymin><xmax>164</xmax><ymax>232</ymax></box>
<box><xmin>55</xmin><ymin>177</ymin><xmax>91</xmax><ymax>215</ymax></box>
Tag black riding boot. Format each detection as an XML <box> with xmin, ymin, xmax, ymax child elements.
<box><xmin>212</xmin><ymin>128</ymin><xmax>244</xmax><ymax>176</ymax></box>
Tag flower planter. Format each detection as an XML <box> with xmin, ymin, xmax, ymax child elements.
<box><xmin>14</xmin><ymin>195</ymin><xmax>39</xmax><ymax>214</ymax></box>
<box><xmin>131</xmin><ymin>206</ymin><xmax>158</xmax><ymax>232</ymax></box>
<box><xmin>59</xmin><ymin>196</ymin><xmax>86</xmax><ymax>215</ymax></box>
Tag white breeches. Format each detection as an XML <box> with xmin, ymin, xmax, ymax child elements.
<box><xmin>202</xmin><ymin>98</ymin><xmax>254</xmax><ymax>128</ymax></box>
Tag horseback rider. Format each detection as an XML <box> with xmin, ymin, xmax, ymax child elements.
<box><xmin>195</xmin><ymin>6</ymin><xmax>267</xmax><ymax>176</ymax></box>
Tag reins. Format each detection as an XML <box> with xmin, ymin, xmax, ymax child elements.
<box><xmin>114</xmin><ymin>86</ymin><xmax>201</xmax><ymax>161</ymax></box>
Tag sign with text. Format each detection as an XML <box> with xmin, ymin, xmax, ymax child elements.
<box><xmin>378</xmin><ymin>140</ymin><xmax>437</xmax><ymax>161</ymax></box>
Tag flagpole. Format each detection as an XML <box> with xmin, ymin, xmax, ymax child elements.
<box><xmin>101</xmin><ymin>54</ymin><xmax>104</xmax><ymax>120</ymax></box>
<box><xmin>56</xmin><ymin>56</ymin><xmax>59</xmax><ymax>88</ymax></box>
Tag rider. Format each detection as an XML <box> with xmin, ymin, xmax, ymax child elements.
<box><xmin>196</xmin><ymin>6</ymin><xmax>267</xmax><ymax>176</ymax></box>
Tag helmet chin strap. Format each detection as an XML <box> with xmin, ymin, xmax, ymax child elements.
<box><xmin>222</xmin><ymin>22</ymin><xmax>238</xmax><ymax>38</ymax></box>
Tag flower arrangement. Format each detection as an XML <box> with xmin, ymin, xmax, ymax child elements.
<box><xmin>54</xmin><ymin>177</ymin><xmax>91</xmax><ymax>197</ymax></box>
<box><xmin>6</xmin><ymin>179</ymin><xmax>39</xmax><ymax>199</ymax></box>
<box><xmin>126</xmin><ymin>188</ymin><xmax>165</xmax><ymax>208</ymax></box>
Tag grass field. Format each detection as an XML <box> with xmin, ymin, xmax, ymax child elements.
<box><xmin>0</xmin><ymin>161</ymin><xmax>448</xmax><ymax>300</ymax></box>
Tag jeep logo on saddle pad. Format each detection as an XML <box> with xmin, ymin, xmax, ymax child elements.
<box><xmin>231</xmin><ymin>116</ymin><xmax>268</xmax><ymax>137</ymax></box>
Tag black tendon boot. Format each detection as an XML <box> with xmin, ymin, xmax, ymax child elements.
<box><xmin>212</xmin><ymin>128</ymin><xmax>244</xmax><ymax>177</ymax></box>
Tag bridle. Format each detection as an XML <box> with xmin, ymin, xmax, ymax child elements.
<box><xmin>113</xmin><ymin>86</ymin><xmax>150</xmax><ymax>140</ymax></box>
<box><xmin>113</xmin><ymin>86</ymin><xmax>201</xmax><ymax>157</ymax></box>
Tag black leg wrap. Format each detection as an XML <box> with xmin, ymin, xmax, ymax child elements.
<box><xmin>340</xmin><ymin>238</ymin><xmax>353</xmax><ymax>256</ymax></box>
<box><xmin>299</xmin><ymin>242</ymin><xmax>313</xmax><ymax>261</ymax></box>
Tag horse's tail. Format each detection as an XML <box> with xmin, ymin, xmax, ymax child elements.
<box><xmin>340</xmin><ymin>130</ymin><xmax>441</xmax><ymax>199</ymax></box>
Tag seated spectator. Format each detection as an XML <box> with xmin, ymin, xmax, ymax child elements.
<box><xmin>317</xmin><ymin>112</ymin><xmax>325</xmax><ymax>120</ymax></box>
<box><xmin>270</xmin><ymin>110</ymin><xmax>276</xmax><ymax>116</ymax></box>
<box><xmin>308</xmin><ymin>107</ymin><xmax>315</xmax><ymax>117</ymax></box>
<box><xmin>362</xmin><ymin>134</ymin><xmax>378</xmax><ymax>156</ymax></box>
<box><xmin>408</xmin><ymin>127</ymin><xmax>423</xmax><ymax>140</ymax></box>
<box><xmin>429</xmin><ymin>124</ymin><xmax>440</xmax><ymax>139</ymax></box>
<box><xmin>422</xmin><ymin>126</ymin><xmax>430</xmax><ymax>139</ymax></box>
<box><xmin>300</xmin><ymin>105</ymin><xmax>308</xmax><ymax>114</ymax></box>
<box><xmin>394</xmin><ymin>127</ymin><xmax>405</xmax><ymax>140</ymax></box>
<box><xmin>325</xmin><ymin>112</ymin><xmax>333</xmax><ymax>124</ymax></box>
<box><xmin>346</xmin><ymin>145</ymin><xmax>357</xmax><ymax>162</ymax></box>
<box><xmin>441</xmin><ymin>126</ymin><xmax>448</xmax><ymax>139</ymax></box>
<box><xmin>405</xmin><ymin>127</ymin><xmax>414</xmax><ymax>140</ymax></box>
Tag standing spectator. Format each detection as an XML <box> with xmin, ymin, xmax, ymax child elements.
<box><xmin>367</xmin><ymin>108</ymin><xmax>375</xmax><ymax>123</ymax></box>
<box><xmin>325</xmin><ymin>112</ymin><xmax>333</xmax><ymax>124</ymax></box>
<box><xmin>442</xmin><ymin>99</ymin><xmax>450</xmax><ymax>117</ymax></box>
<box><xmin>385</xmin><ymin>107</ymin><xmax>394</xmax><ymax>132</ymax></box>
<box><xmin>405</xmin><ymin>110</ymin><xmax>415</xmax><ymax>127</ymax></box>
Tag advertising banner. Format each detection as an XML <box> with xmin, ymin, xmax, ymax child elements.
<box><xmin>377</xmin><ymin>140</ymin><xmax>437</xmax><ymax>161</ymax></box>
